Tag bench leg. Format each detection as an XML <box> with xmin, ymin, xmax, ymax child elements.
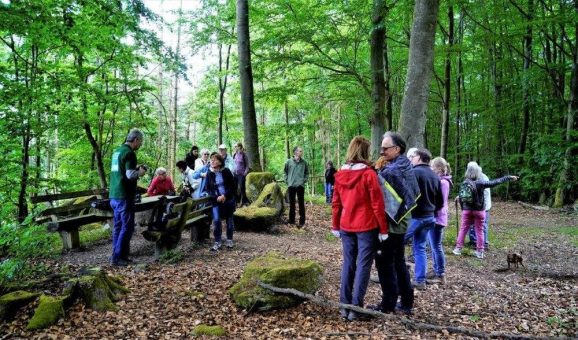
<box><xmin>59</xmin><ymin>230</ymin><xmax>80</xmax><ymax>250</ymax></box>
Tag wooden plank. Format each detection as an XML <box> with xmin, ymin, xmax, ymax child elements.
<box><xmin>31</xmin><ymin>188</ymin><xmax>108</xmax><ymax>204</ymax></box>
<box><xmin>38</xmin><ymin>201</ymin><xmax>95</xmax><ymax>217</ymax></box>
<box><xmin>47</xmin><ymin>214</ymin><xmax>109</xmax><ymax>232</ymax></box>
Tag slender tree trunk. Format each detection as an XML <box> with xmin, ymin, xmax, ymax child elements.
<box><xmin>398</xmin><ymin>0</ymin><xmax>441</xmax><ymax>148</ymax></box>
<box><xmin>554</xmin><ymin>0</ymin><xmax>578</xmax><ymax>207</ymax></box>
<box><xmin>455</xmin><ymin>8</ymin><xmax>464</xmax><ymax>174</ymax></box>
<box><xmin>518</xmin><ymin>0</ymin><xmax>534</xmax><ymax>160</ymax></box>
<box><xmin>217</xmin><ymin>38</ymin><xmax>233</xmax><ymax>145</ymax></box>
<box><xmin>440</xmin><ymin>6</ymin><xmax>454</xmax><ymax>159</ymax></box>
<box><xmin>285</xmin><ymin>99</ymin><xmax>290</xmax><ymax>159</ymax></box>
<box><xmin>384</xmin><ymin>33</ymin><xmax>393</xmax><ymax>131</ymax></box>
<box><xmin>236</xmin><ymin>0</ymin><xmax>261</xmax><ymax>171</ymax></box>
<box><xmin>370</xmin><ymin>0</ymin><xmax>387</xmax><ymax>159</ymax></box>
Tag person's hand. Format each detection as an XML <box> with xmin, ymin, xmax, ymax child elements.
<box><xmin>217</xmin><ymin>195</ymin><xmax>225</xmax><ymax>203</ymax></box>
<box><xmin>510</xmin><ymin>175</ymin><xmax>519</xmax><ymax>181</ymax></box>
<box><xmin>138</xmin><ymin>167</ymin><xmax>146</xmax><ymax>177</ymax></box>
<box><xmin>378</xmin><ymin>233</ymin><xmax>389</xmax><ymax>242</ymax></box>
<box><xmin>331</xmin><ymin>230</ymin><xmax>340</xmax><ymax>238</ymax></box>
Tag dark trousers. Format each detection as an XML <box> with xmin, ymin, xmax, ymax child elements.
<box><xmin>288</xmin><ymin>186</ymin><xmax>305</xmax><ymax>225</ymax></box>
<box><xmin>340</xmin><ymin>229</ymin><xmax>377</xmax><ymax>307</ymax></box>
<box><xmin>375</xmin><ymin>233</ymin><xmax>414</xmax><ymax>311</ymax></box>
<box><xmin>110</xmin><ymin>199</ymin><xmax>135</xmax><ymax>262</ymax></box>
<box><xmin>235</xmin><ymin>174</ymin><xmax>249</xmax><ymax>205</ymax></box>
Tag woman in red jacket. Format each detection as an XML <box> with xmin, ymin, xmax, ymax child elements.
<box><xmin>332</xmin><ymin>136</ymin><xmax>388</xmax><ymax>321</ymax></box>
<box><xmin>147</xmin><ymin>167</ymin><xmax>176</xmax><ymax>196</ymax></box>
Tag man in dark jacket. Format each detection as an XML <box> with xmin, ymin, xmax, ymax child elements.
<box><xmin>370</xmin><ymin>131</ymin><xmax>419</xmax><ymax>315</ymax></box>
<box><xmin>405</xmin><ymin>148</ymin><xmax>443</xmax><ymax>290</ymax></box>
<box><xmin>284</xmin><ymin>146</ymin><xmax>309</xmax><ymax>227</ymax></box>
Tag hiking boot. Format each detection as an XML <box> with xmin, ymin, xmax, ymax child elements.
<box><xmin>226</xmin><ymin>239</ymin><xmax>234</xmax><ymax>249</ymax></box>
<box><xmin>339</xmin><ymin>308</ymin><xmax>349</xmax><ymax>320</ymax></box>
<box><xmin>426</xmin><ymin>271</ymin><xmax>437</xmax><ymax>279</ymax></box>
<box><xmin>452</xmin><ymin>247</ymin><xmax>462</xmax><ymax>256</ymax></box>
<box><xmin>474</xmin><ymin>250</ymin><xmax>484</xmax><ymax>259</ymax></box>
<box><xmin>426</xmin><ymin>275</ymin><xmax>446</xmax><ymax>285</ymax></box>
<box><xmin>210</xmin><ymin>242</ymin><xmax>222</xmax><ymax>251</ymax></box>
<box><xmin>438</xmin><ymin>275</ymin><xmax>446</xmax><ymax>285</ymax></box>
<box><xmin>412</xmin><ymin>281</ymin><xmax>426</xmax><ymax>290</ymax></box>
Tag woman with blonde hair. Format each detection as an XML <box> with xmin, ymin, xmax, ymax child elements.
<box><xmin>428</xmin><ymin>157</ymin><xmax>452</xmax><ymax>283</ymax></box>
<box><xmin>331</xmin><ymin>136</ymin><xmax>388</xmax><ymax>321</ymax></box>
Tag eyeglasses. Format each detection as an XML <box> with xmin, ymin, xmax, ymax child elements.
<box><xmin>381</xmin><ymin>145</ymin><xmax>397</xmax><ymax>152</ymax></box>
<box><xmin>203</xmin><ymin>153</ymin><xmax>209</xmax><ymax>155</ymax></box>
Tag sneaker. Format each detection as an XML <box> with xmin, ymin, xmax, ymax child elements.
<box><xmin>425</xmin><ymin>271</ymin><xmax>437</xmax><ymax>279</ymax></box>
<box><xmin>438</xmin><ymin>275</ymin><xmax>446</xmax><ymax>285</ymax></box>
<box><xmin>339</xmin><ymin>308</ymin><xmax>349</xmax><ymax>320</ymax></box>
<box><xmin>426</xmin><ymin>275</ymin><xmax>446</xmax><ymax>285</ymax></box>
<box><xmin>347</xmin><ymin>310</ymin><xmax>372</xmax><ymax>321</ymax></box>
<box><xmin>474</xmin><ymin>251</ymin><xmax>484</xmax><ymax>259</ymax></box>
<box><xmin>452</xmin><ymin>248</ymin><xmax>462</xmax><ymax>255</ymax></box>
<box><xmin>412</xmin><ymin>281</ymin><xmax>426</xmax><ymax>290</ymax></box>
<box><xmin>226</xmin><ymin>239</ymin><xmax>234</xmax><ymax>248</ymax></box>
<box><xmin>210</xmin><ymin>242</ymin><xmax>222</xmax><ymax>251</ymax></box>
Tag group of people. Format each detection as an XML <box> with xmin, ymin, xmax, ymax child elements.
<box><xmin>330</xmin><ymin>131</ymin><xmax>518</xmax><ymax>320</ymax></box>
<box><xmin>108</xmin><ymin>129</ymin><xmax>253</xmax><ymax>266</ymax></box>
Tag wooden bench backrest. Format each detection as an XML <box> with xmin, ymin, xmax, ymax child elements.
<box><xmin>31</xmin><ymin>188</ymin><xmax>108</xmax><ymax>204</ymax></box>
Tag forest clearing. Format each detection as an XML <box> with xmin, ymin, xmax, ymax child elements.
<box><xmin>1</xmin><ymin>201</ymin><xmax>576</xmax><ymax>339</ymax></box>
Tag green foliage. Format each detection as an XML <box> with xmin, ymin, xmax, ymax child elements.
<box><xmin>159</xmin><ymin>249</ymin><xmax>184</xmax><ymax>264</ymax></box>
<box><xmin>191</xmin><ymin>324</ymin><xmax>226</xmax><ymax>336</ymax></box>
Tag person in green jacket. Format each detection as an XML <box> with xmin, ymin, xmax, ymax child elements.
<box><xmin>284</xmin><ymin>146</ymin><xmax>309</xmax><ymax>227</ymax></box>
<box><xmin>109</xmin><ymin>129</ymin><xmax>146</xmax><ymax>266</ymax></box>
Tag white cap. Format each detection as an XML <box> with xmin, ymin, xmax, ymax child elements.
<box><xmin>218</xmin><ymin>144</ymin><xmax>227</xmax><ymax>149</ymax></box>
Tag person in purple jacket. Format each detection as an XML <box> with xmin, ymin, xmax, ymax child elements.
<box><xmin>428</xmin><ymin>157</ymin><xmax>453</xmax><ymax>284</ymax></box>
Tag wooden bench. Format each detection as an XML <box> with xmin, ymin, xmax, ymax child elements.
<box><xmin>142</xmin><ymin>196</ymin><xmax>212</xmax><ymax>257</ymax></box>
<box><xmin>32</xmin><ymin>189</ymin><xmax>110</xmax><ymax>250</ymax></box>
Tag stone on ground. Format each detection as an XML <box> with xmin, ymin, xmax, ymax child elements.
<box><xmin>234</xmin><ymin>182</ymin><xmax>284</xmax><ymax>230</ymax></box>
<box><xmin>27</xmin><ymin>295</ymin><xmax>65</xmax><ymax>330</ymax></box>
<box><xmin>245</xmin><ymin>172</ymin><xmax>275</xmax><ymax>203</ymax></box>
<box><xmin>0</xmin><ymin>290</ymin><xmax>39</xmax><ymax>320</ymax></box>
<box><xmin>229</xmin><ymin>252</ymin><xmax>323</xmax><ymax>311</ymax></box>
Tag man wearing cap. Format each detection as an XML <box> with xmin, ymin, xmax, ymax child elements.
<box><xmin>218</xmin><ymin>144</ymin><xmax>236</xmax><ymax>174</ymax></box>
<box><xmin>284</xmin><ymin>146</ymin><xmax>309</xmax><ymax>227</ymax></box>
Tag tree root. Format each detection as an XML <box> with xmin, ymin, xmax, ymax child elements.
<box><xmin>258</xmin><ymin>282</ymin><xmax>564</xmax><ymax>340</ymax></box>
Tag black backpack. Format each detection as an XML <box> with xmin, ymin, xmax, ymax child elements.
<box><xmin>458</xmin><ymin>180</ymin><xmax>477</xmax><ymax>205</ymax></box>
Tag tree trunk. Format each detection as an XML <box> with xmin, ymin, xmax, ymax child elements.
<box><xmin>455</xmin><ymin>8</ymin><xmax>464</xmax><ymax>174</ymax></box>
<box><xmin>236</xmin><ymin>0</ymin><xmax>262</xmax><ymax>171</ymax></box>
<box><xmin>384</xmin><ymin>33</ymin><xmax>393</xmax><ymax>131</ymax></box>
<box><xmin>217</xmin><ymin>38</ymin><xmax>232</xmax><ymax>146</ymax></box>
<box><xmin>370</xmin><ymin>0</ymin><xmax>387</xmax><ymax>159</ymax></box>
<box><xmin>285</xmin><ymin>99</ymin><xmax>290</xmax><ymax>159</ymax></box>
<box><xmin>169</xmin><ymin>0</ymin><xmax>183</xmax><ymax>176</ymax></box>
<box><xmin>398</xmin><ymin>0</ymin><xmax>441</xmax><ymax>148</ymax></box>
<box><xmin>440</xmin><ymin>5</ymin><xmax>454</xmax><ymax>159</ymax></box>
<box><xmin>554</xmin><ymin>0</ymin><xmax>578</xmax><ymax>207</ymax></box>
<box><xmin>518</xmin><ymin>0</ymin><xmax>534</xmax><ymax>160</ymax></box>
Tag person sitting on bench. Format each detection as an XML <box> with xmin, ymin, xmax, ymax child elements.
<box><xmin>147</xmin><ymin>167</ymin><xmax>176</xmax><ymax>196</ymax></box>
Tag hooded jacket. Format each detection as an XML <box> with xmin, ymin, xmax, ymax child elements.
<box><xmin>378</xmin><ymin>155</ymin><xmax>420</xmax><ymax>232</ymax></box>
<box><xmin>435</xmin><ymin>175</ymin><xmax>453</xmax><ymax>227</ymax></box>
<box><xmin>332</xmin><ymin>163</ymin><xmax>388</xmax><ymax>234</ymax></box>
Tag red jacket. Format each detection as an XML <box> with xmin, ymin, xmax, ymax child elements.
<box><xmin>147</xmin><ymin>176</ymin><xmax>175</xmax><ymax>196</ymax></box>
<box><xmin>332</xmin><ymin>163</ymin><xmax>388</xmax><ymax>234</ymax></box>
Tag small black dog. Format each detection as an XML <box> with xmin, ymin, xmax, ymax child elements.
<box><xmin>507</xmin><ymin>253</ymin><xmax>525</xmax><ymax>270</ymax></box>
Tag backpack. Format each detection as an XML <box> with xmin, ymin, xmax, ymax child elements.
<box><xmin>458</xmin><ymin>180</ymin><xmax>476</xmax><ymax>205</ymax></box>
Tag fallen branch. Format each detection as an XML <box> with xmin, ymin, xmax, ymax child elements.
<box><xmin>258</xmin><ymin>282</ymin><xmax>564</xmax><ymax>340</ymax></box>
<box><xmin>517</xmin><ymin>201</ymin><xmax>549</xmax><ymax>211</ymax></box>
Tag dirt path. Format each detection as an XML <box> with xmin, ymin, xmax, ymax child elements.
<box><xmin>3</xmin><ymin>201</ymin><xmax>577</xmax><ymax>338</ymax></box>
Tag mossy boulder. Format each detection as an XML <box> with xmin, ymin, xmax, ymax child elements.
<box><xmin>0</xmin><ymin>290</ymin><xmax>39</xmax><ymax>320</ymax></box>
<box><xmin>64</xmin><ymin>267</ymin><xmax>129</xmax><ymax>312</ymax></box>
<box><xmin>27</xmin><ymin>295</ymin><xmax>65</xmax><ymax>330</ymax></box>
<box><xmin>234</xmin><ymin>183</ymin><xmax>284</xmax><ymax>231</ymax></box>
<box><xmin>192</xmin><ymin>324</ymin><xmax>226</xmax><ymax>336</ymax></box>
<box><xmin>229</xmin><ymin>252</ymin><xmax>323</xmax><ymax>311</ymax></box>
<box><xmin>245</xmin><ymin>172</ymin><xmax>275</xmax><ymax>203</ymax></box>
<box><xmin>233</xmin><ymin>207</ymin><xmax>278</xmax><ymax>231</ymax></box>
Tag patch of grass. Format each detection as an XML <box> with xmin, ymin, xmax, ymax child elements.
<box><xmin>556</xmin><ymin>226</ymin><xmax>578</xmax><ymax>247</ymax></box>
<box><xmin>79</xmin><ymin>224</ymin><xmax>111</xmax><ymax>245</ymax></box>
<box><xmin>304</xmin><ymin>194</ymin><xmax>326</xmax><ymax>205</ymax></box>
<box><xmin>159</xmin><ymin>249</ymin><xmax>184</xmax><ymax>264</ymax></box>
<box><xmin>324</xmin><ymin>231</ymin><xmax>339</xmax><ymax>243</ymax></box>
<box><xmin>469</xmin><ymin>315</ymin><xmax>481</xmax><ymax>322</ymax></box>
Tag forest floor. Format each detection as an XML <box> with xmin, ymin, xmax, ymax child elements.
<box><xmin>2</xmin><ymin>201</ymin><xmax>577</xmax><ymax>339</ymax></box>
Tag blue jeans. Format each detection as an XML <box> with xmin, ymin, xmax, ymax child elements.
<box><xmin>427</xmin><ymin>224</ymin><xmax>446</xmax><ymax>276</ymax></box>
<box><xmin>110</xmin><ymin>199</ymin><xmax>135</xmax><ymax>262</ymax></box>
<box><xmin>406</xmin><ymin>216</ymin><xmax>435</xmax><ymax>284</ymax></box>
<box><xmin>324</xmin><ymin>183</ymin><xmax>334</xmax><ymax>203</ymax></box>
<box><xmin>340</xmin><ymin>229</ymin><xmax>377</xmax><ymax>307</ymax></box>
<box><xmin>212</xmin><ymin>205</ymin><xmax>234</xmax><ymax>243</ymax></box>
<box><xmin>468</xmin><ymin>210</ymin><xmax>490</xmax><ymax>246</ymax></box>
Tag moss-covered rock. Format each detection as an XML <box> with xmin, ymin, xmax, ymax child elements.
<box><xmin>233</xmin><ymin>207</ymin><xmax>278</xmax><ymax>231</ymax></box>
<box><xmin>64</xmin><ymin>267</ymin><xmax>129</xmax><ymax>312</ymax></box>
<box><xmin>234</xmin><ymin>183</ymin><xmax>285</xmax><ymax>231</ymax></box>
<box><xmin>245</xmin><ymin>172</ymin><xmax>275</xmax><ymax>203</ymax></box>
<box><xmin>253</xmin><ymin>183</ymin><xmax>284</xmax><ymax>214</ymax></box>
<box><xmin>0</xmin><ymin>290</ymin><xmax>39</xmax><ymax>320</ymax></box>
<box><xmin>27</xmin><ymin>295</ymin><xmax>65</xmax><ymax>330</ymax></box>
<box><xmin>191</xmin><ymin>324</ymin><xmax>226</xmax><ymax>336</ymax></box>
<box><xmin>229</xmin><ymin>252</ymin><xmax>323</xmax><ymax>311</ymax></box>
